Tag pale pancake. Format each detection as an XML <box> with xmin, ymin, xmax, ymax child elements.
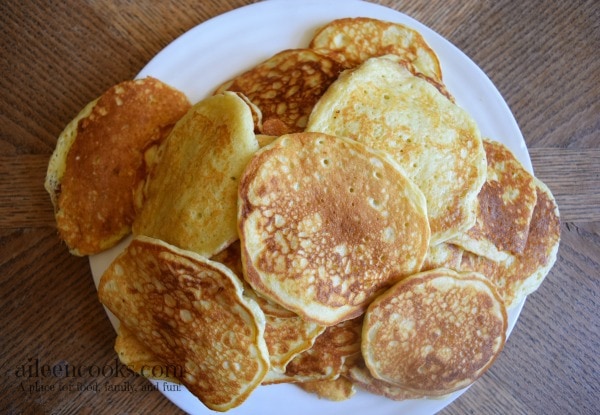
<box><xmin>264</xmin><ymin>316</ymin><xmax>363</xmax><ymax>384</ymax></box>
<box><xmin>239</xmin><ymin>132</ymin><xmax>430</xmax><ymax>325</ymax></box>
<box><xmin>45</xmin><ymin>77</ymin><xmax>191</xmax><ymax>255</ymax></box>
<box><xmin>114</xmin><ymin>324</ymin><xmax>180</xmax><ymax>384</ymax></box>
<box><xmin>362</xmin><ymin>268</ymin><xmax>507</xmax><ymax>396</ymax></box>
<box><xmin>307</xmin><ymin>57</ymin><xmax>486</xmax><ymax>244</ymax></box>
<box><xmin>298</xmin><ymin>377</ymin><xmax>356</xmax><ymax>401</ymax></box>
<box><xmin>211</xmin><ymin>242</ymin><xmax>324</xmax><ymax>371</ymax></box>
<box><xmin>420</xmin><ymin>242</ymin><xmax>464</xmax><ymax>272</ymax></box>
<box><xmin>343</xmin><ymin>354</ymin><xmax>424</xmax><ymax>401</ymax></box>
<box><xmin>460</xmin><ymin>177</ymin><xmax>561</xmax><ymax>309</ymax></box>
<box><xmin>309</xmin><ymin>17</ymin><xmax>443</xmax><ymax>83</ymax></box>
<box><xmin>133</xmin><ymin>92</ymin><xmax>259</xmax><ymax>257</ymax></box>
<box><xmin>98</xmin><ymin>236</ymin><xmax>269</xmax><ymax>412</ymax></box>
<box><xmin>215</xmin><ymin>49</ymin><xmax>344</xmax><ymax>135</ymax></box>
<box><xmin>449</xmin><ymin>139</ymin><xmax>537</xmax><ymax>261</ymax></box>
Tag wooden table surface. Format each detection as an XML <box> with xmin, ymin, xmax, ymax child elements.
<box><xmin>1</xmin><ymin>1</ymin><xmax>598</xmax><ymax>414</ymax></box>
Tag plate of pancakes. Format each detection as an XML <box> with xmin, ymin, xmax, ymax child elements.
<box><xmin>45</xmin><ymin>0</ymin><xmax>561</xmax><ymax>414</ymax></box>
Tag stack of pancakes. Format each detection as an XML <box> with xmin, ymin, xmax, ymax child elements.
<box><xmin>47</xmin><ymin>17</ymin><xmax>560</xmax><ymax>411</ymax></box>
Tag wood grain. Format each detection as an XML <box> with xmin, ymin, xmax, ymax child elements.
<box><xmin>1</xmin><ymin>1</ymin><xmax>598</xmax><ymax>415</ymax></box>
<box><xmin>0</xmin><ymin>155</ymin><xmax>55</xmax><ymax>228</ymax></box>
<box><xmin>529</xmin><ymin>148</ymin><xmax>600</xmax><ymax>222</ymax></box>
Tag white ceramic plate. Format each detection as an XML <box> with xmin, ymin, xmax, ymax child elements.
<box><xmin>90</xmin><ymin>1</ymin><xmax>529</xmax><ymax>414</ymax></box>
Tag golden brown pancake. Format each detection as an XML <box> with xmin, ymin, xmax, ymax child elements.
<box><xmin>133</xmin><ymin>92</ymin><xmax>259</xmax><ymax>257</ymax></box>
<box><xmin>343</xmin><ymin>354</ymin><xmax>424</xmax><ymax>401</ymax></box>
<box><xmin>239</xmin><ymin>132</ymin><xmax>430</xmax><ymax>325</ymax></box>
<box><xmin>449</xmin><ymin>139</ymin><xmax>538</xmax><ymax>261</ymax></box>
<box><xmin>362</xmin><ymin>268</ymin><xmax>507</xmax><ymax>396</ymax></box>
<box><xmin>460</xmin><ymin>177</ymin><xmax>561</xmax><ymax>309</ymax></box>
<box><xmin>298</xmin><ymin>377</ymin><xmax>356</xmax><ymax>401</ymax></box>
<box><xmin>45</xmin><ymin>77</ymin><xmax>191</xmax><ymax>255</ymax></box>
<box><xmin>264</xmin><ymin>316</ymin><xmax>363</xmax><ymax>384</ymax></box>
<box><xmin>114</xmin><ymin>324</ymin><xmax>180</xmax><ymax>384</ymax></box>
<box><xmin>307</xmin><ymin>57</ymin><xmax>486</xmax><ymax>244</ymax></box>
<box><xmin>309</xmin><ymin>17</ymin><xmax>443</xmax><ymax>82</ymax></box>
<box><xmin>215</xmin><ymin>49</ymin><xmax>344</xmax><ymax>135</ymax></box>
<box><xmin>264</xmin><ymin>314</ymin><xmax>324</xmax><ymax>373</ymax></box>
<box><xmin>98</xmin><ymin>236</ymin><xmax>269</xmax><ymax>411</ymax></box>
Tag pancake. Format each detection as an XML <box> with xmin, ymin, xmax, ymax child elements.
<box><xmin>309</xmin><ymin>17</ymin><xmax>443</xmax><ymax>83</ymax></box>
<box><xmin>256</xmin><ymin>134</ymin><xmax>278</xmax><ymax>148</ymax></box>
<box><xmin>214</xmin><ymin>49</ymin><xmax>344</xmax><ymax>135</ymax></box>
<box><xmin>211</xmin><ymin>242</ymin><xmax>324</xmax><ymax>371</ymax></box>
<box><xmin>297</xmin><ymin>377</ymin><xmax>356</xmax><ymax>401</ymax></box>
<box><xmin>264</xmin><ymin>314</ymin><xmax>324</xmax><ymax>373</ymax></box>
<box><xmin>239</xmin><ymin>132</ymin><xmax>430</xmax><ymax>325</ymax></box>
<box><xmin>244</xmin><ymin>284</ymin><xmax>298</xmax><ymax>319</ymax></box>
<box><xmin>211</xmin><ymin>242</ymin><xmax>297</xmax><ymax>318</ymax></box>
<box><xmin>307</xmin><ymin>57</ymin><xmax>486</xmax><ymax>244</ymax></box>
<box><xmin>210</xmin><ymin>241</ymin><xmax>245</xmax><ymax>281</ymax></box>
<box><xmin>98</xmin><ymin>236</ymin><xmax>269</xmax><ymax>412</ymax></box>
<box><xmin>114</xmin><ymin>324</ymin><xmax>180</xmax><ymax>384</ymax></box>
<box><xmin>133</xmin><ymin>92</ymin><xmax>259</xmax><ymax>257</ymax></box>
<box><xmin>420</xmin><ymin>242</ymin><xmax>464</xmax><ymax>272</ymax></box>
<box><xmin>45</xmin><ymin>77</ymin><xmax>191</xmax><ymax>255</ymax></box>
<box><xmin>460</xmin><ymin>177</ymin><xmax>561</xmax><ymax>309</ymax></box>
<box><xmin>264</xmin><ymin>316</ymin><xmax>363</xmax><ymax>384</ymax></box>
<box><xmin>362</xmin><ymin>268</ymin><xmax>507</xmax><ymax>396</ymax></box>
<box><xmin>343</xmin><ymin>354</ymin><xmax>424</xmax><ymax>401</ymax></box>
<box><xmin>449</xmin><ymin>139</ymin><xmax>538</xmax><ymax>261</ymax></box>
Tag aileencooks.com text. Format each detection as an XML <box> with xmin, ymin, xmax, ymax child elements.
<box><xmin>11</xmin><ymin>357</ymin><xmax>183</xmax><ymax>381</ymax></box>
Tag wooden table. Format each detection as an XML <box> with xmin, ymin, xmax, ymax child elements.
<box><xmin>1</xmin><ymin>1</ymin><xmax>598</xmax><ymax>414</ymax></box>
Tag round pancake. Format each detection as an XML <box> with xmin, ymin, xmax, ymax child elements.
<box><xmin>98</xmin><ymin>236</ymin><xmax>269</xmax><ymax>412</ymax></box>
<box><xmin>449</xmin><ymin>139</ymin><xmax>538</xmax><ymax>261</ymax></box>
<box><xmin>45</xmin><ymin>77</ymin><xmax>191</xmax><ymax>255</ymax></box>
<box><xmin>307</xmin><ymin>57</ymin><xmax>487</xmax><ymax>245</ymax></box>
<box><xmin>133</xmin><ymin>92</ymin><xmax>259</xmax><ymax>258</ymax></box>
<box><xmin>460</xmin><ymin>177</ymin><xmax>561</xmax><ymax>309</ymax></box>
<box><xmin>362</xmin><ymin>268</ymin><xmax>507</xmax><ymax>396</ymax></box>
<box><xmin>309</xmin><ymin>17</ymin><xmax>443</xmax><ymax>82</ymax></box>
<box><xmin>215</xmin><ymin>48</ymin><xmax>344</xmax><ymax>135</ymax></box>
<box><xmin>239</xmin><ymin>132</ymin><xmax>430</xmax><ymax>325</ymax></box>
